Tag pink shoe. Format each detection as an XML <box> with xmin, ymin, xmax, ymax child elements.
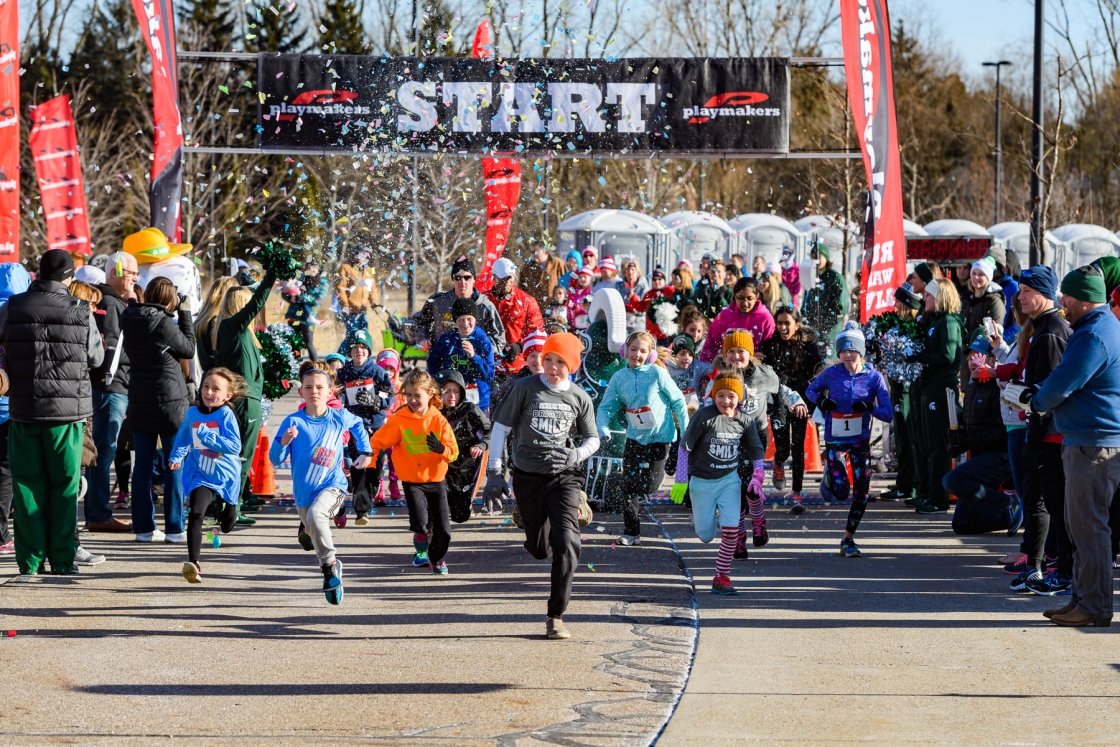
<box><xmin>388</xmin><ymin>481</ymin><xmax>402</xmax><ymax>501</ymax></box>
<box><xmin>373</xmin><ymin>480</ymin><xmax>387</xmax><ymax>506</ymax></box>
<box><xmin>0</xmin><ymin>541</ymin><xmax>14</xmax><ymax>555</ymax></box>
<box><xmin>334</xmin><ymin>512</ymin><xmax>347</xmax><ymax>529</ymax></box>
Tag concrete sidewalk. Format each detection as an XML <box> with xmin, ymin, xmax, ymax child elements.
<box><xmin>655</xmin><ymin>498</ymin><xmax>1120</xmax><ymax>746</ymax></box>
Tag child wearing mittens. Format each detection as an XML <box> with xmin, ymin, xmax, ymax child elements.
<box><xmin>596</xmin><ymin>330</ymin><xmax>689</xmax><ymax>547</ymax></box>
<box><xmin>169</xmin><ymin>367</ymin><xmax>247</xmax><ymax>584</ymax></box>
<box><xmin>805</xmin><ymin>322</ymin><xmax>893</xmax><ymax>558</ymax></box>
<box><xmin>671</xmin><ymin>372</ymin><xmax>765</xmax><ymax>595</ymax></box>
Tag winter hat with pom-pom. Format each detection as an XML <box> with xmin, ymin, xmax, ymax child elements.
<box><xmin>835</xmin><ymin>320</ymin><xmax>866</xmax><ymax>357</ymax></box>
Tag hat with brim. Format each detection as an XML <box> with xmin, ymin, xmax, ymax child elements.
<box><xmin>123</xmin><ymin>227</ymin><xmax>192</xmax><ymax>265</ymax></box>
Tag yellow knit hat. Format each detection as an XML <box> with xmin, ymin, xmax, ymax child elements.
<box><xmin>712</xmin><ymin>376</ymin><xmax>744</xmax><ymax>400</ymax></box>
<box><xmin>722</xmin><ymin>330</ymin><xmax>755</xmax><ymax>356</ymax></box>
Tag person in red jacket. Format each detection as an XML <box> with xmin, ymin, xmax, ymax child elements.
<box><xmin>637</xmin><ymin>269</ymin><xmax>680</xmax><ymax>343</ymax></box>
<box><xmin>487</xmin><ymin>257</ymin><xmax>545</xmax><ymax>378</ymax></box>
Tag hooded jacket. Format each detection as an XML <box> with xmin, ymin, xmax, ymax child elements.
<box><xmin>427</xmin><ymin>326</ymin><xmax>496</xmax><ymax>410</ymax></box>
<box><xmin>0</xmin><ymin>264</ymin><xmax>30</xmax><ymax>426</ymax></box>
<box><xmin>558</xmin><ymin>250</ymin><xmax>582</xmax><ymax>289</ymax></box>
<box><xmin>961</xmin><ymin>282</ymin><xmax>1006</xmax><ymax>339</ymax></box>
<box><xmin>369</xmin><ymin>405</ymin><xmax>458</xmax><ymax>483</ymax></box>
<box><xmin>90</xmin><ymin>283</ymin><xmax>131</xmax><ymax>394</ymax></box>
<box><xmin>520</xmin><ymin>253</ymin><xmax>566</xmax><ymax>310</ymax></box>
<box><xmin>1022</xmin><ymin>306</ymin><xmax>1070</xmax><ymax>441</ymax></box>
<box><xmin>121</xmin><ymin>301</ymin><xmax>196</xmax><ymax>434</ymax></box>
<box><xmin>485</xmin><ymin>286</ymin><xmax>544</xmax><ymax>376</ymax></box>
<box><xmin>759</xmin><ymin>327</ymin><xmax>826</xmax><ymax>400</ymax></box>
<box><xmin>955</xmin><ymin>376</ymin><xmax>1007</xmax><ymax>457</ymax></box>
<box><xmin>336</xmin><ymin>357</ymin><xmax>394</xmax><ymax>431</ymax></box>
<box><xmin>596</xmin><ymin>362</ymin><xmax>689</xmax><ymax>446</ymax></box>
<box><xmin>801</xmin><ymin>265</ymin><xmax>848</xmax><ymax>337</ymax></box>
<box><xmin>214</xmin><ymin>270</ymin><xmax>275</xmax><ymax>402</ymax></box>
<box><xmin>700</xmin><ymin>301</ymin><xmax>776</xmax><ymax>363</ymax></box>
<box><xmin>413</xmin><ymin>288</ymin><xmax>506</xmax><ymax>350</ymax></box>
<box><xmin>439</xmin><ymin>369</ymin><xmax>493</xmax><ymax>492</ymax></box>
<box><xmin>913</xmin><ymin>311</ymin><xmax>964</xmax><ymax>391</ymax></box>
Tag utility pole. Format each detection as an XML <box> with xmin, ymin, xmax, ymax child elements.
<box><xmin>1029</xmin><ymin>1</ymin><xmax>1044</xmax><ymax>266</ymax></box>
<box><xmin>408</xmin><ymin>0</ymin><xmax>420</xmax><ymax>313</ymax></box>
<box><xmin>983</xmin><ymin>60</ymin><xmax>1012</xmax><ymax>225</ymax></box>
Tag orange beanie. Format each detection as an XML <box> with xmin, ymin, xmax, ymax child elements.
<box><xmin>542</xmin><ymin>332</ymin><xmax>583</xmax><ymax>373</ymax></box>
<box><xmin>723</xmin><ymin>330</ymin><xmax>755</xmax><ymax>355</ymax></box>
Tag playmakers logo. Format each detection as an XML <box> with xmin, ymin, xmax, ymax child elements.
<box><xmin>683</xmin><ymin>92</ymin><xmax>780</xmax><ymax>124</ymax></box>
<box><xmin>270</xmin><ymin>90</ymin><xmax>372</xmax><ymax>122</ymax></box>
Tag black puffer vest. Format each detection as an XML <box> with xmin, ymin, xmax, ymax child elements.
<box><xmin>6</xmin><ymin>280</ymin><xmax>93</xmax><ymax>423</ymax></box>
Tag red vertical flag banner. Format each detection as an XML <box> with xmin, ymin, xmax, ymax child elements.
<box><xmin>29</xmin><ymin>96</ymin><xmax>92</xmax><ymax>256</ymax></box>
<box><xmin>841</xmin><ymin>0</ymin><xmax>906</xmax><ymax>322</ymax></box>
<box><xmin>131</xmin><ymin>0</ymin><xmax>184</xmax><ymax>240</ymax></box>
<box><xmin>472</xmin><ymin>19</ymin><xmax>522</xmax><ymax>294</ymax></box>
<box><xmin>0</xmin><ymin>0</ymin><xmax>19</xmax><ymax>262</ymax></box>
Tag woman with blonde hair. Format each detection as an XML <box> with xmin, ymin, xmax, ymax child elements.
<box><xmin>196</xmin><ymin>276</ymin><xmax>239</xmax><ymax>370</ymax></box>
<box><xmin>213</xmin><ymin>269</ymin><xmax>276</xmax><ymax>525</ymax></box>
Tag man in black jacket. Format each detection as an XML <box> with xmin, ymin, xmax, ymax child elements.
<box><xmin>0</xmin><ymin>250</ymin><xmax>104</xmax><ymax>575</ymax></box>
<box><xmin>943</xmin><ymin>338</ymin><xmax>1017</xmax><ymax>534</ymax></box>
<box><xmin>86</xmin><ymin>251</ymin><xmax>136</xmax><ymax>533</ymax></box>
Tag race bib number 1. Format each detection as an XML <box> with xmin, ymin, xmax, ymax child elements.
<box><xmin>626</xmin><ymin>406</ymin><xmax>656</xmax><ymax>430</ymax></box>
<box><xmin>830</xmin><ymin>412</ymin><xmax>866</xmax><ymax>439</ymax></box>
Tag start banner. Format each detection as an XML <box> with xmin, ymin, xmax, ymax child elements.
<box><xmin>257</xmin><ymin>55</ymin><xmax>790</xmax><ymax>156</ymax></box>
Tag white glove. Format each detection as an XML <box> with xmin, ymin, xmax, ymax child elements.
<box><xmin>1000</xmin><ymin>383</ymin><xmax>1032</xmax><ymax>413</ymax></box>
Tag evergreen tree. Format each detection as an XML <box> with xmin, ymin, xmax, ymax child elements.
<box><xmin>318</xmin><ymin>0</ymin><xmax>367</xmax><ymax>55</ymax></box>
<box><xmin>179</xmin><ymin>0</ymin><xmax>239</xmax><ymax>51</ymax></box>
<box><xmin>247</xmin><ymin>1</ymin><xmax>309</xmax><ymax>53</ymax></box>
<box><xmin>65</xmin><ymin>0</ymin><xmax>143</xmax><ymax>113</ymax></box>
<box><xmin>416</xmin><ymin>0</ymin><xmax>460</xmax><ymax>56</ymax></box>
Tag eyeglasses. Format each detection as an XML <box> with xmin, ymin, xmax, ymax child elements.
<box><xmin>116</xmin><ymin>269</ymin><xmax>139</xmax><ymax>278</ymax></box>
<box><xmin>453</xmin><ymin>274</ymin><xmax>473</xmax><ymax>281</ymax></box>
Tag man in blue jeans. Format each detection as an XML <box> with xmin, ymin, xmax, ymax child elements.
<box><xmin>944</xmin><ymin>338</ymin><xmax>1018</xmax><ymax>535</ymax></box>
<box><xmin>85</xmin><ymin>251</ymin><xmax>137</xmax><ymax>533</ymax></box>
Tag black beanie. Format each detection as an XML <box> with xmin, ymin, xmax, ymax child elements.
<box><xmin>451</xmin><ymin>296</ymin><xmax>479</xmax><ymax>320</ymax></box>
<box><xmin>39</xmin><ymin>249</ymin><xmax>74</xmax><ymax>282</ymax></box>
<box><xmin>914</xmin><ymin>263</ymin><xmax>934</xmax><ymax>284</ymax></box>
<box><xmin>451</xmin><ymin>256</ymin><xmax>476</xmax><ymax>277</ymax></box>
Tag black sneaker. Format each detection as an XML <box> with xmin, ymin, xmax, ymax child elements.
<box><xmin>880</xmin><ymin>487</ymin><xmax>913</xmax><ymax>501</ymax></box>
<box><xmin>733</xmin><ymin>546</ymin><xmax>749</xmax><ymax>560</ymax></box>
<box><xmin>1010</xmin><ymin>568</ymin><xmax>1042</xmax><ymax>592</ymax></box>
<box><xmin>1006</xmin><ymin>496</ymin><xmax>1024</xmax><ymax>536</ymax></box>
<box><xmin>1026</xmin><ymin>571</ymin><xmax>1072</xmax><ymax>596</ymax></box>
<box><xmin>913</xmin><ymin>499</ymin><xmax>949</xmax><ymax>514</ymax></box>
<box><xmin>752</xmin><ymin>523</ymin><xmax>769</xmax><ymax>547</ymax></box>
<box><xmin>321</xmin><ymin>560</ymin><xmax>343</xmax><ymax>605</ymax></box>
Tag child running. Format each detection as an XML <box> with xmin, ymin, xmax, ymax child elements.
<box><xmin>805</xmin><ymin>323</ymin><xmax>893</xmax><ymax>558</ymax></box>
<box><xmin>486</xmin><ymin>332</ymin><xmax>599</xmax><ymax>640</ymax></box>
<box><xmin>336</xmin><ymin>330</ymin><xmax>394</xmax><ymax>525</ymax></box>
<box><xmin>671</xmin><ymin>371</ymin><xmax>765</xmax><ymax>595</ymax></box>
<box><xmin>596</xmin><ymin>330</ymin><xmax>688</xmax><ymax>546</ymax></box>
<box><xmin>169</xmin><ymin>367</ymin><xmax>247</xmax><ymax>584</ymax></box>
<box><xmin>436</xmin><ymin>369</ymin><xmax>492</xmax><ymax>520</ymax></box>
<box><xmin>270</xmin><ymin>365</ymin><xmax>372</xmax><ymax>604</ymax></box>
<box><xmin>368</xmin><ymin>369</ymin><xmax>459</xmax><ymax>574</ymax></box>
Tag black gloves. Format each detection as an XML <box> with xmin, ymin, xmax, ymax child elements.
<box><xmin>851</xmin><ymin>400</ymin><xmax>871</xmax><ymax>413</ymax></box>
<box><xmin>501</xmin><ymin>342</ymin><xmax>521</xmax><ymax>363</ymax></box>
<box><xmin>355</xmin><ymin>387</ymin><xmax>380</xmax><ymax>411</ymax></box>
<box><xmin>426</xmin><ymin>432</ymin><xmax>445</xmax><ymax>454</ymax></box>
<box><xmin>818</xmin><ymin>397</ymin><xmax>838</xmax><ymax>413</ymax></box>
<box><xmin>946</xmin><ymin>429</ymin><xmax>969</xmax><ymax>457</ymax></box>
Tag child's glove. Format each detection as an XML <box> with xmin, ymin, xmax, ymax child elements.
<box><xmin>851</xmin><ymin>399</ymin><xmax>871</xmax><ymax>413</ymax></box>
<box><xmin>425</xmin><ymin>432</ymin><xmax>445</xmax><ymax>454</ymax></box>
<box><xmin>670</xmin><ymin>482</ymin><xmax>688</xmax><ymax>504</ymax></box>
<box><xmin>818</xmin><ymin>397</ymin><xmax>838</xmax><ymax>413</ymax></box>
<box><xmin>355</xmin><ymin>387</ymin><xmax>378</xmax><ymax>408</ymax></box>
<box><xmin>747</xmin><ymin>468</ymin><xmax>765</xmax><ymax>499</ymax></box>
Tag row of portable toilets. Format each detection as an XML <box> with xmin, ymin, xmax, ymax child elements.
<box><xmin>555</xmin><ymin>209</ymin><xmax>1120</xmax><ymax>281</ymax></box>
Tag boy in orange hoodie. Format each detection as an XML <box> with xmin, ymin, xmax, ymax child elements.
<box><xmin>369</xmin><ymin>369</ymin><xmax>459</xmax><ymax>573</ymax></box>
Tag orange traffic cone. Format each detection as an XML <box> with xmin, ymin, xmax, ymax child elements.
<box><xmin>803</xmin><ymin>423</ymin><xmax>823</xmax><ymax>471</ymax></box>
<box><xmin>765</xmin><ymin>423</ymin><xmax>776</xmax><ymax>460</ymax></box>
<box><xmin>249</xmin><ymin>426</ymin><xmax>276</xmax><ymax>496</ymax></box>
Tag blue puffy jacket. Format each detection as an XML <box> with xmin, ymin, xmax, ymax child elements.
<box><xmin>0</xmin><ymin>264</ymin><xmax>30</xmax><ymax>426</ymax></box>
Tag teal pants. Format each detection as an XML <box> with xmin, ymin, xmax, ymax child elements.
<box><xmin>11</xmin><ymin>421</ymin><xmax>83</xmax><ymax>574</ymax></box>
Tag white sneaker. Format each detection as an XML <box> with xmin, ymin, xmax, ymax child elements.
<box><xmin>74</xmin><ymin>545</ymin><xmax>105</xmax><ymax>565</ymax></box>
<box><xmin>164</xmin><ymin>532</ymin><xmax>187</xmax><ymax>544</ymax></box>
<box><xmin>617</xmin><ymin>534</ymin><xmax>641</xmax><ymax>546</ymax></box>
<box><xmin>136</xmin><ymin>530</ymin><xmax>166</xmax><ymax>542</ymax></box>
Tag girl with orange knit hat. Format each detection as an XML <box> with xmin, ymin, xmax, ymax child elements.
<box><xmin>485</xmin><ymin>332</ymin><xmax>599</xmax><ymax>640</ymax></box>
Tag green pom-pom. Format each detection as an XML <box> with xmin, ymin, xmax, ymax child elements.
<box><xmin>257</xmin><ymin>242</ymin><xmax>303</xmax><ymax>281</ymax></box>
<box><xmin>256</xmin><ymin>323</ymin><xmax>301</xmax><ymax>400</ymax></box>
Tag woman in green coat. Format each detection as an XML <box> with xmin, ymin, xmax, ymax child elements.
<box><xmin>213</xmin><ymin>271</ymin><xmax>276</xmax><ymax>521</ymax></box>
<box><xmin>910</xmin><ymin>277</ymin><xmax>964</xmax><ymax>514</ymax></box>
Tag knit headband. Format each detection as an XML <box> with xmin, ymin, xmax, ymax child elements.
<box><xmin>712</xmin><ymin>376</ymin><xmax>744</xmax><ymax>400</ymax></box>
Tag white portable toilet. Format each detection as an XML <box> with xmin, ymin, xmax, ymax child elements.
<box><xmin>659</xmin><ymin>211</ymin><xmax>736</xmax><ymax>271</ymax></box>
<box><xmin>923</xmin><ymin>219</ymin><xmax>990</xmax><ymax>237</ymax></box>
<box><xmin>731</xmin><ymin>214</ymin><xmax>804</xmax><ymax>268</ymax></box>
<box><xmin>557</xmin><ymin>209</ymin><xmax>673</xmax><ymax>276</ymax></box>
<box><xmin>1050</xmin><ymin>224</ymin><xmax>1120</xmax><ymax>277</ymax></box>
<box><xmin>903</xmin><ymin>220</ymin><xmax>928</xmax><ymax>237</ymax></box>
<box><xmin>987</xmin><ymin>222</ymin><xmax>1065</xmax><ymax>273</ymax></box>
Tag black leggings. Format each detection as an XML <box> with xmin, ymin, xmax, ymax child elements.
<box><xmin>622</xmin><ymin>439</ymin><xmax>669</xmax><ymax>537</ymax></box>
<box><xmin>294</xmin><ymin>322</ymin><xmax>318</xmax><ymax>361</ymax></box>
<box><xmin>772</xmin><ymin>416</ymin><xmax>808</xmax><ymax>493</ymax></box>
<box><xmin>188</xmin><ymin>486</ymin><xmax>237</xmax><ymax>564</ymax></box>
<box><xmin>1022</xmin><ymin>440</ymin><xmax>1071</xmax><ymax>575</ymax></box>
<box><xmin>403</xmin><ymin>482</ymin><xmax>451</xmax><ymax>564</ymax></box>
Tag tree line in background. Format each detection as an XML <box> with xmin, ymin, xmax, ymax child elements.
<box><xmin>17</xmin><ymin>0</ymin><xmax>1120</xmax><ymax>290</ymax></box>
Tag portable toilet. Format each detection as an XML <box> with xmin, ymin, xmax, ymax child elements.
<box><xmin>923</xmin><ymin>219</ymin><xmax>990</xmax><ymax>237</ymax></box>
<box><xmin>659</xmin><ymin>211</ymin><xmax>736</xmax><ymax>270</ymax></box>
<box><xmin>731</xmin><ymin>214</ymin><xmax>804</xmax><ymax>268</ymax></box>
<box><xmin>903</xmin><ymin>220</ymin><xmax>928</xmax><ymax>237</ymax></box>
<box><xmin>1050</xmin><ymin>224</ymin><xmax>1120</xmax><ymax>277</ymax></box>
<box><xmin>987</xmin><ymin>222</ymin><xmax>1065</xmax><ymax>273</ymax></box>
<box><xmin>557</xmin><ymin>209</ymin><xmax>673</xmax><ymax>276</ymax></box>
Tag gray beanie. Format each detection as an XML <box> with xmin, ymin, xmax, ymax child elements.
<box><xmin>835</xmin><ymin>320</ymin><xmax>866</xmax><ymax>357</ymax></box>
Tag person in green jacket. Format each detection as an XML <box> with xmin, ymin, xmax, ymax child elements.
<box><xmin>1092</xmin><ymin>255</ymin><xmax>1120</xmax><ymax>296</ymax></box>
<box><xmin>194</xmin><ymin>276</ymin><xmax>240</xmax><ymax>372</ymax></box>
<box><xmin>801</xmin><ymin>242</ymin><xmax>849</xmax><ymax>348</ymax></box>
<box><xmin>212</xmin><ymin>271</ymin><xmax>276</xmax><ymax>523</ymax></box>
<box><xmin>910</xmin><ymin>277</ymin><xmax>964</xmax><ymax>514</ymax></box>
<box><xmin>881</xmin><ymin>283</ymin><xmax>923</xmax><ymax>502</ymax></box>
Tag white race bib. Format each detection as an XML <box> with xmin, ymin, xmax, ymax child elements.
<box><xmin>345</xmin><ymin>379</ymin><xmax>374</xmax><ymax>405</ymax></box>
<box><xmin>625</xmin><ymin>406</ymin><xmax>656</xmax><ymax>430</ymax></box>
<box><xmin>830</xmin><ymin>412</ymin><xmax>866</xmax><ymax>439</ymax></box>
<box><xmin>466</xmin><ymin>383</ymin><xmax>480</xmax><ymax>404</ymax></box>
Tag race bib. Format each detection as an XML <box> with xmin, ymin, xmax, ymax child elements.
<box><xmin>466</xmin><ymin>383</ymin><xmax>480</xmax><ymax>404</ymax></box>
<box><xmin>626</xmin><ymin>406</ymin><xmax>656</xmax><ymax>430</ymax></box>
<box><xmin>345</xmin><ymin>379</ymin><xmax>374</xmax><ymax>405</ymax></box>
<box><xmin>830</xmin><ymin>412</ymin><xmax>866</xmax><ymax>439</ymax></box>
<box><xmin>684</xmin><ymin>388</ymin><xmax>699</xmax><ymax>409</ymax></box>
<box><xmin>192</xmin><ymin>421</ymin><xmax>220</xmax><ymax>458</ymax></box>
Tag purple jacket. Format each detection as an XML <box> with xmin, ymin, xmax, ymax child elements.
<box><xmin>805</xmin><ymin>363</ymin><xmax>892</xmax><ymax>444</ymax></box>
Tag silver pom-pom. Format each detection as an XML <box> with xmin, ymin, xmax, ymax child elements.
<box><xmin>260</xmin><ymin>398</ymin><xmax>275</xmax><ymax>427</ymax></box>
<box><xmin>863</xmin><ymin>322</ymin><xmax>925</xmax><ymax>385</ymax></box>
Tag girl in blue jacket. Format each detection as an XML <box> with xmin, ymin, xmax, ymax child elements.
<box><xmin>170</xmin><ymin>368</ymin><xmax>247</xmax><ymax>584</ymax></box>
<box><xmin>805</xmin><ymin>322</ymin><xmax>892</xmax><ymax>558</ymax></box>
<box><xmin>426</xmin><ymin>298</ymin><xmax>496</xmax><ymax>412</ymax></box>
<box><xmin>597</xmin><ymin>330</ymin><xmax>689</xmax><ymax>546</ymax></box>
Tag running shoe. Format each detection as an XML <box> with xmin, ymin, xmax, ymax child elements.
<box><xmin>999</xmin><ymin>550</ymin><xmax>1027</xmax><ymax>566</ymax></box>
<box><xmin>182</xmin><ymin>561</ymin><xmax>202</xmax><ymax>584</ymax></box>
<box><xmin>321</xmin><ymin>560</ymin><xmax>343</xmax><ymax>605</ymax></box>
<box><xmin>546</xmin><ymin>617</ymin><xmax>571</xmax><ymax>639</ymax></box>
<box><xmin>711</xmin><ymin>575</ymin><xmax>737</xmax><ymax>595</ymax></box>
<box><xmin>412</xmin><ymin>551</ymin><xmax>430</xmax><ymax>567</ymax></box>
<box><xmin>135</xmin><ymin>529</ymin><xmax>166</xmax><ymax>543</ymax></box>
<box><xmin>879</xmin><ymin>486</ymin><xmax>913</xmax><ymax>501</ymax></box>
<box><xmin>431</xmin><ymin>560</ymin><xmax>448</xmax><ymax>575</ymax></box>
<box><xmin>373</xmin><ymin>480</ymin><xmax>387</xmax><ymax>506</ymax></box>
<box><xmin>1006</xmin><ymin>496</ymin><xmax>1024</xmax><ymax>536</ymax></box>
<box><xmin>617</xmin><ymin>534</ymin><xmax>641</xmax><ymax>546</ymax></box>
<box><xmin>354</xmin><ymin>513</ymin><xmax>370</xmax><ymax>526</ymax></box>
<box><xmin>913</xmin><ymin>499</ymin><xmax>949</xmax><ymax>514</ymax></box>
<box><xmin>577</xmin><ymin>490</ymin><xmax>593</xmax><ymax>527</ymax></box>
<box><xmin>733</xmin><ymin>546</ymin><xmax>749</xmax><ymax>560</ymax></box>
<box><xmin>772</xmin><ymin>464</ymin><xmax>785</xmax><ymax>491</ymax></box>
<box><xmin>74</xmin><ymin>546</ymin><xmax>105</xmax><ymax>565</ymax></box>
<box><xmin>1010</xmin><ymin>568</ymin><xmax>1042</xmax><ymax>592</ymax></box>
<box><xmin>114</xmin><ymin>491</ymin><xmax>130</xmax><ymax>509</ymax></box>
<box><xmin>1026</xmin><ymin>572</ymin><xmax>1072</xmax><ymax>596</ymax></box>
<box><xmin>334</xmin><ymin>512</ymin><xmax>347</xmax><ymax>529</ymax></box>
<box><xmin>388</xmin><ymin>481</ymin><xmax>402</xmax><ymax>500</ymax></box>
<box><xmin>752</xmin><ymin>522</ymin><xmax>769</xmax><ymax>547</ymax></box>
<box><xmin>840</xmin><ymin>537</ymin><xmax>862</xmax><ymax>558</ymax></box>
<box><xmin>298</xmin><ymin>528</ymin><xmax>314</xmax><ymax>552</ymax></box>
<box><xmin>235</xmin><ymin>514</ymin><xmax>256</xmax><ymax>526</ymax></box>
<box><xmin>1002</xmin><ymin>556</ymin><xmax>1028</xmax><ymax>575</ymax></box>
<box><xmin>0</xmin><ymin>541</ymin><xmax>14</xmax><ymax>555</ymax></box>
<box><xmin>164</xmin><ymin>532</ymin><xmax>187</xmax><ymax>544</ymax></box>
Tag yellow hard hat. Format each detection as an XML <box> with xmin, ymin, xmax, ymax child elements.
<box><xmin>123</xmin><ymin>228</ymin><xmax>192</xmax><ymax>265</ymax></box>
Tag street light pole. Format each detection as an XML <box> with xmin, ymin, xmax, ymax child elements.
<box><xmin>407</xmin><ymin>0</ymin><xmax>419</xmax><ymax>314</ymax></box>
<box><xmin>1029</xmin><ymin>0</ymin><xmax>1044</xmax><ymax>266</ymax></box>
<box><xmin>982</xmin><ymin>60</ymin><xmax>1012</xmax><ymax>225</ymax></box>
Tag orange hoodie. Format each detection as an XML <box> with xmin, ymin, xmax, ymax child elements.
<box><xmin>369</xmin><ymin>406</ymin><xmax>458</xmax><ymax>483</ymax></box>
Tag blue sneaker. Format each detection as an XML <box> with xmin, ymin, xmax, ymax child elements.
<box><xmin>431</xmin><ymin>560</ymin><xmax>448</xmax><ymax>575</ymax></box>
<box><xmin>1010</xmin><ymin>568</ymin><xmax>1042</xmax><ymax>592</ymax></box>
<box><xmin>840</xmin><ymin>538</ymin><xmax>861</xmax><ymax>558</ymax></box>
<box><xmin>321</xmin><ymin>560</ymin><xmax>343</xmax><ymax>605</ymax></box>
<box><xmin>1026</xmin><ymin>572</ymin><xmax>1072</xmax><ymax>596</ymax></box>
<box><xmin>412</xmin><ymin>551</ymin><xmax>429</xmax><ymax>567</ymax></box>
<box><xmin>1005</xmin><ymin>494</ymin><xmax>1024</xmax><ymax>536</ymax></box>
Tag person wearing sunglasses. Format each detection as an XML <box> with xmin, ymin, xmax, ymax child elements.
<box><xmin>412</xmin><ymin>256</ymin><xmax>506</xmax><ymax>354</ymax></box>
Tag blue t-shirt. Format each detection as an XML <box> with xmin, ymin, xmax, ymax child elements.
<box><xmin>269</xmin><ymin>407</ymin><xmax>371</xmax><ymax>508</ymax></box>
<box><xmin>169</xmin><ymin>405</ymin><xmax>244</xmax><ymax>505</ymax></box>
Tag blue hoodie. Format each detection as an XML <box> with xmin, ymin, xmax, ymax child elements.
<box><xmin>427</xmin><ymin>326</ymin><xmax>496</xmax><ymax>410</ymax></box>
<box><xmin>805</xmin><ymin>363</ymin><xmax>893</xmax><ymax>445</ymax></box>
<box><xmin>1033</xmin><ymin>306</ymin><xmax>1120</xmax><ymax>447</ymax></box>
<box><xmin>558</xmin><ymin>250</ymin><xmax>582</xmax><ymax>289</ymax></box>
<box><xmin>0</xmin><ymin>264</ymin><xmax>30</xmax><ymax>426</ymax></box>
<box><xmin>596</xmin><ymin>363</ymin><xmax>689</xmax><ymax>446</ymax></box>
